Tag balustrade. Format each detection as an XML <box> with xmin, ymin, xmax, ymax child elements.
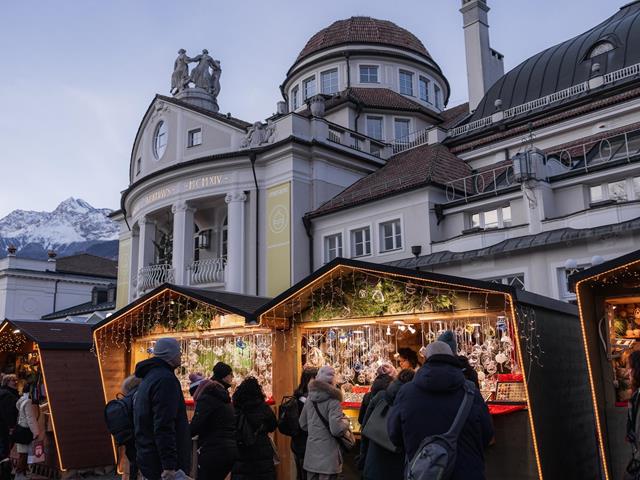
<box><xmin>188</xmin><ymin>257</ymin><xmax>226</xmax><ymax>285</ymax></box>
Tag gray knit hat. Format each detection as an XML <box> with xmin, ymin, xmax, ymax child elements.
<box><xmin>153</xmin><ymin>337</ymin><xmax>181</xmax><ymax>364</ymax></box>
<box><xmin>437</xmin><ymin>330</ymin><xmax>457</xmax><ymax>356</ymax></box>
<box><xmin>425</xmin><ymin>341</ymin><xmax>454</xmax><ymax>359</ymax></box>
<box><xmin>316</xmin><ymin>365</ymin><xmax>336</xmax><ymax>385</ymax></box>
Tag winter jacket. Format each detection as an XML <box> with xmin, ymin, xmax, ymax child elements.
<box><xmin>133</xmin><ymin>358</ymin><xmax>191</xmax><ymax>480</ymax></box>
<box><xmin>190</xmin><ymin>381</ymin><xmax>238</xmax><ymax>454</ymax></box>
<box><xmin>387</xmin><ymin>354</ymin><xmax>494</xmax><ymax>480</ymax></box>
<box><xmin>290</xmin><ymin>392</ymin><xmax>308</xmax><ymax>457</ymax></box>
<box><xmin>15</xmin><ymin>394</ymin><xmax>39</xmax><ymax>453</ymax></box>
<box><xmin>231</xmin><ymin>398</ymin><xmax>277</xmax><ymax>479</ymax></box>
<box><xmin>0</xmin><ymin>386</ymin><xmax>19</xmax><ymax>455</ymax></box>
<box><xmin>299</xmin><ymin>380</ymin><xmax>351</xmax><ymax>475</ymax></box>
<box><xmin>357</xmin><ymin>374</ymin><xmax>394</xmax><ymax>426</ymax></box>
<box><xmin>360</xmin><ymin>380</ymin><xmax>405</xmax><ymax>480</ymax></box>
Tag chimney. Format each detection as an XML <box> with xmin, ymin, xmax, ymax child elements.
<box><xmin>460</xmin><ymin>0</ymin><xmax>504</xmax><ymax>111</ymax></box>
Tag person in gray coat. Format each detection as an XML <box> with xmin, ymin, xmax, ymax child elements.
<box><xmin>299</xmin><ymin>365</ymin><xmax>351</xmax><ymax>480</ymax></box>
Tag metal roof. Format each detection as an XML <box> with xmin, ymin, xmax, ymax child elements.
<box><xmin>569</xmin><ymin>248</ymin><xmax>640</xmax><ymax>290</ymax></box>
<box><xmin>2</xmin><ymin>319</ymin><xmax>94</xmax><ymax>350</ymax></box>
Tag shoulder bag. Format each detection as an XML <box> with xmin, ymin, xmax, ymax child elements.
<box><xmin>361</xmin><ymin>397</ymin><xmax>397</xmax><ymax>453</ymax></box>
<box><xmin>312</xmin><ymin>401</ymin><xmax>355</xmax><ymax>452</ymax></box>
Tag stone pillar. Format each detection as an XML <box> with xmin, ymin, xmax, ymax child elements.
<box><xmin>129</xmin><ymin>228</ymin><xmax>140</xmax><ymax>302</ymax></box>
<box><xmin>138</xmin><ymin>216</ymin><xmax>156</xmax><ymax>269</ymax></box>
<box><xmin>523</xmin><ymin>180</ymin><xmax>553</xmax><ymax>235</ymax></box>
<box><xmin>172</xmin><ymin>201</ymin><xmax>195</xmax><ymax>285</ymax></box>
<box><xmin>225</xmin><ymin>191</ymin><xmax>247</xmax><ymax>293</ymax></box>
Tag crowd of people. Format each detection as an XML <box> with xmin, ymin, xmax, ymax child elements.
<box><xmin>120</xmin><ymin>330</ymin><xmax>497</xmax><ymax>480</ymax></box>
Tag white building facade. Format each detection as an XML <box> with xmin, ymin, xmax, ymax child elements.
<box><xmin>113</xmin><ymin>1</ymin><xmax>640</xmax><ymax>307</ymax></box>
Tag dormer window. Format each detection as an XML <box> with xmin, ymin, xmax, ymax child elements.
<box><xmin>588</xmin><ymin>40</ymin><xmax>615</xmax><ymax>59</ymax></box>
<box><xmin>187</xmin><ymin>128</ymin><xmax>202</xmax><ymax>147</ymax></box>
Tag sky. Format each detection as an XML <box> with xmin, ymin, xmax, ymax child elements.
<box><xmin>0</xmin><ymin>0</ymin><xmax>621</xmax><ymax>218</ymax></box>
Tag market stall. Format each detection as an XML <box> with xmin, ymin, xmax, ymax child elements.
<box><xmin>0</xmin><ymin>319</ymin><xmax>113</xmax><ymax>475</ymax></box>
<box><xmin>570</xmin><ymin>249</ymin><xmax>640</xmax><ymax>480</ymax></box>
<box><xmin>259</xmin><ymin>258</ymin><xmax>600</xmax><ymax>480</ymax></box>
<box><xmin>91</xmin><ymin>283</ymin><xmax>274</xmax><ymax>468</ymax></box>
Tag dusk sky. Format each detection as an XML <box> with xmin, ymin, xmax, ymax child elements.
<box><xmin>0</xmin><ymin>0</ymin><xmax>619</xmax><ymax>217</ymax></box>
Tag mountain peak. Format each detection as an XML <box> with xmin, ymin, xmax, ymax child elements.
<box><xmin>54</xmin><ymin>197</ymin><xmax>95</xmax><ymax>214</ymax></box>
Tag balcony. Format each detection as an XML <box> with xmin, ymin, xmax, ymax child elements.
<box><xmin>138</xmin><ymin>264</ymin><xmax>174</xmax><ymax>294</ymax></box>
<box><xmin>188</xmin><ymin>257</ymin><xmax>226</xmax><ymax>286</ymax></box>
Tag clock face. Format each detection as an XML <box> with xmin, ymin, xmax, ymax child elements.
<box><xmin>153</xmin><ymin>121</ymin><xmax>168</xmax><ymax>160</ymax></box>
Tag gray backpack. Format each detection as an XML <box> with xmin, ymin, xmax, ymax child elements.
<box><xmin>406</xmin><ymin>380</ymin><xmax>476</xmax><ymax>480</ymax></box>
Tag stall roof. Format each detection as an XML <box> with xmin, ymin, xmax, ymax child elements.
<box><xmin>1</xmin><ymin>319</ymin><xmax>93</xmax><ymax>350</ymax></box>
<box><xmin>569</xmin><ymin>249</ymin><xmax>640</xmax><ymax>290</ymax></box>
<box><xmin>93</xmin><ymin>283</ymin><xmax>271</xmax><ymax>331</ymax></box>
<box><xmin>256</xmin><ymin>257</ymin><xmax>577</xmax><ymax>317</ymax></box>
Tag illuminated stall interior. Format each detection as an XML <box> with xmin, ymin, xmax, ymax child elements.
<box><xmin>571</xmin><ymin>249</ymin><xmax>640</xmax><ymax>480</ymax></box>
<box><xmin>0</xmin><ymin>320</ymin><xmax>112</xmax><ymax>473</ymax></box>
<box><xmin>261</xmin><ymin>258</ymin><xmax>600</xmax><ymax>480</ymax></box>
<box><xmin>92</xmin><ymin>284</ymin><xmax>273</xmax><ymax>405</ymax></box>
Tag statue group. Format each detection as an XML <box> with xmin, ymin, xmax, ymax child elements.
<box><xmin>171</xmin><ymin>49</ymin><xmax>221</xmax><ymax>100</ymax></box>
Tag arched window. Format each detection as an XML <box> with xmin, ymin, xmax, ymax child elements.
<box><xmin>587</xmin><ymin>40</ymin><xmax>615</xmax><ymax>59</ymax></box>
<box><xmin>221</xmin><ymin>216</ymin><xmax>228</xmax><ymax>259</ymax></box>
<box><xmin>153</xmin><ymin>121</ymin><xmax>168</xmax><ymax>160</ymax></box>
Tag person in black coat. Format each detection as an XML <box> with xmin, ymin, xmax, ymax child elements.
<box><xmin>387</xmin><ymin>341</ymin><xmax>494</xmax><ymax>480</ymax></box>
<box><xmin>190</xmin><ymin>362</ymin><xmax>238</xmax><ymax>480</ymax></box>
<box><xmin>359</xmin><ymin>369</ymin><xmax>415</xmax><ymax>479</ymax></box>
<box><xmin>231</xmin><ymin>376</ymin><xmax>277</xmax><ymax>480</ymax></box>
<box><xmin>0</xmin><ymin>374</ymin><xmax>19</xmax><ymax>480</ymax></box>
<box><xmin>357</xmin><ymin>363</ymin><xmax>396</xmax><ymax>426</ymax></box>
<box><xmin>133</xmin><ymin>338</ymin><xmax>191</xmax><ymax>480</ymax></box>
<box><xmin>290</xmin><ymin>367</ymin><xmax>317</xmax><ymax>480</ymax></box>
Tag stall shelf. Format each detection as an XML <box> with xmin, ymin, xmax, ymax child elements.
<box><xmin>257</xmin><ymin>258</ymin><xmax>600</xmax><ymax>480</ymax></box>
<box><xmin>91</xmin><ymin>283</ymin><xmax>275</xmax><ymax>471</ymax></box>
<box><xmin>0</xmin><ymin>319</ymin><xmax>113</xmax><ymax>474</ymax></box>
<box><xmin>570</xmin><ymin>249</ymin><xmax>640</xmax><ymax>480</ymax></box>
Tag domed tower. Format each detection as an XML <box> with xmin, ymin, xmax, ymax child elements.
<box><xmin>282</xmin><ymin>17</ymin><xmax>450</xmax><ymax>143</ymax></box>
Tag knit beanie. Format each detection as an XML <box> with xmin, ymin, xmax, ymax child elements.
<box><xmin>425</xmin><ymin>341</ymin><xmax>454</xmax><ymax>359</ymax></box>
<box><xmin>376</xmin><ymin>362</ymin><xmax>397</xmax><ymax>378</ymax></box>
<box><xmin>316</xmin><ymin>365</ymin><xmax>336</xmax><ymax>385</ymax></box>
<box><xmin>153</xmin><ymin>338</ymin><xmax>181</xmax><ymax>364</ymax></box>
<box><xmin>213</xmin><ymin>362</ymin><xmax>233</xmax><ymax>381</ymax></box>
<box><xmin>437</xmin><ymin>330</ymin><xmax>458</xmax><ymax>355</ymax></box>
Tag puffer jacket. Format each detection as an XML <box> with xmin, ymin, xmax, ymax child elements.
<box><xmin>299</xmin><ymin>380</ymin><xmax>350</xmax><ymax>475</ymax></box>
<box><xmin>387</xmin><ymin>354</ymin><xmax>493</xmax><ymax>480</ymax></box>
<box><xmin>232</xmin><ymin>398</ymin><xmax>277</xmax><ymax>479</ymax></box>
<box><xmin>190</xmin><ymin>381</ymin><xmax>238</xmax><ymax>454</ymax></box>
<box><xmin>133</xmin><ymin>358</ymin><xmax>191</xmax><ymax>480</ymax></box>
<box><xmin>360</xmin><ymin>380</ymin><xmax>405</xmax><ymax>480</ymax></box>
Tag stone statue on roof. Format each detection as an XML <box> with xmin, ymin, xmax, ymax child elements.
<box><xmin>171</xmin><ymin>49</ymin><xmax>192</xmax><ymax>95</ymax></box>
<box><xmin>189</xmin><ymin>50</ymin><xmax>222</xmax><ymax>97</ymax></box>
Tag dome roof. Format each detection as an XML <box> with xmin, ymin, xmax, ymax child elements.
<box><xmin>295</xmin><ymin>17</ymin><xmax>431</xmax><ymax>64</ymax></box>
<box><xmin>465</xmin><ymin>1</ymin><xmax>640</xmax><ymax>125</ymax></box>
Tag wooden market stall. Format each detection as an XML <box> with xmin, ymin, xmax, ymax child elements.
<box><xmin>258</xmin><ymin>258</ymin><xmax>601</xmax><ymax>480</ymax></box>
<box><xmin>570</xmin><ymin>249</ymin><xmax>640</xmax><ymax>480</ymax></box>
<box><xmin>0</xmin><ymin>319</ymin><xmax>113</xmax><ymax>475</ymax></box>
<box><xmin>91</xmin><ymin>283</ymin><xmax>274</xmax><ymax>469</ymax></box>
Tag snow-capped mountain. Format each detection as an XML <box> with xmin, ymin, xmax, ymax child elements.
<box><xmin>0</xmin><ymin>198</ymin><xmax>119</xmax><ymax>259</ymax></box>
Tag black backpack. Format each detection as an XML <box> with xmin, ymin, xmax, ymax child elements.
<box><xmin>277</xmin><ymin>396</ymin><xmax>300</xmax><ymax>436</ymax></box>
<box><xmin>104</xmin><ymin>392</ymin><xmax>135</xmax><ymax>445</ymax></box>
<box><xmin>236</xmin><ymin>410</ymin><xmax>259</xmax><ymax>447</ymax></box>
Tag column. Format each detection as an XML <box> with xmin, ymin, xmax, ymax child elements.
<box><xmin>137</xmin><ymin>216</ymin><xmax>156</xmax><ymax>294</ymax></box>
<box><xmin>172</xmin><ymin>200</ymin><xmax>195</xmax><ymax>285</ymax></box>
<box><xmin>128</xmin><ymin>228</ymin><xmax>139</xmax><ymax>302</ymax></box>
<box><xmin>225</xmin><ymin>191</ymin><xmax>247</xmax><ymax>293</ymax></box>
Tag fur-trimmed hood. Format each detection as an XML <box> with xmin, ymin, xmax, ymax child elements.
<box><xmin>308</xmin><ymin>379</ymin><xmax>343</xmax><ymax>403</ymax></box>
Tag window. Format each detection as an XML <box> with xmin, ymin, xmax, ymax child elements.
<box><xmin>187</xmin><ymin>128</ymin><xmax>202</xmax><ymax>147</ymax></box>
<box><xmin>588</xmin><ymin>41</ymin><xmax>615</xmax><ymax>58</ymax></box>
<box><xmin>221</xmin><ymin>216</ymin><xmax>228</xmax><ymax>259</ymax></box>
<box><xmin>360</xmin><ymin>65</ymin><xmax>378</xmax><ymax>83</ymax></box>
<box><xmin>291</xmin><ymin>86</ymin><xmax>299</xmax><ymax>110</ymax></box>
<box><xmin>303</xmin><ymin>76</ymin><xmax>316</xmax><ymax>100</ymax></box>
<box><xmin>634</xmin><ymin>177</ymin><xmax>640</xmax><ymax>198</ymax></box>
<box><xmin>135</xmin><ymin>157</ymin><xmax>141</xmax><ymax>176</ymax></box>
<box><xmin>351</xmin><ymin>227</ymin><xmax>371</xmax><ymax>257</ymax></box>
<box><xmin>366</xmin><ymin>116</ymin><xmax>383</xmax><ymax>140</ymax></box>
<box><xmin>399</xmin><ymin>70</ymin><xmax>414</xmax><ymax>96</ymax></box>
<box><xmin>484</xmin><ymin>274</ymin><xmax>526</xmax><ymax>290</ymax></box>
<box><xmin>419</xmin><ymin>76</ymin><xmax>430</xmax><ymax>102</ymax></box>
<box><xmin>394</xmin><ymin>119</ymin><xmax>410</xmax><ymax>141</ymax></box>
<box><xmin>590</xmin><ymin>180</ymin><xmax>628</xmax><ymax>203</ymax></box>
<box><xmin>379</xmin><ymin>219</ymin><xmax>402</xmax><ymax>252</ymax></box>
<box><xmin>153</xmin><ymin>121</ymin><xmax>168</xmax><ymax>159</ymax></box>
<box><xmin>470</xmin><ymin>206</ymin><xmax>512</xmax><ymax>230</ymax></box>
<box><xmin>558</xmin><ymin>264</ymin><xmax>589</xmax><ymax>302</ymax></box>
<box><xmin>434</xmin><ymin>84</ymin><xmax>442</xmax><ymax>108</ymax></box>
<box><xmin>324</xmin><ymin>234</ymin><xmax>342</xmax><ymax>262</ymax></box>
<box><xmin>321</xmin><ymin>69</ymin><xmax>338</xmax><ymax>94</ymax></box>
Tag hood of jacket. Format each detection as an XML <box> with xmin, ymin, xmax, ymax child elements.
<box><xmin>134</xmin><ymin>357</ymin><xmax>173</xmax><ymax>379</ymax></box>
<box><xmin>413</xmin><ymin>354</ymin><xmax>465</xmax><ymax>393</ymax></box>
<box><xmin>308</xmin><ymin>379</ymin><xmax>342</xmax><ymax>403</ymax></box>
<box><xmin>202</xmin><ymin>381</ymin><xmax>231</xmax><ymax>404</ymax></box>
